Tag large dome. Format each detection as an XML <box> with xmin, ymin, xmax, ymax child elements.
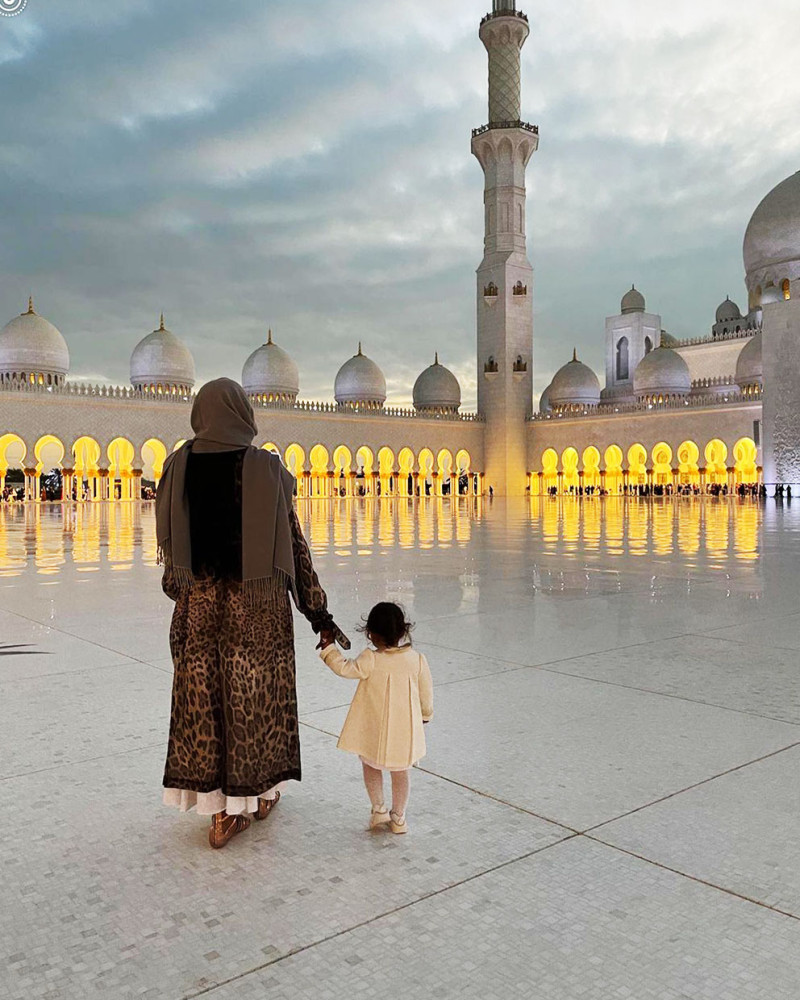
<box><xmin>735</xmin><ymin>331</ymin><xmax>763</xmax><ymax>389</ymax></box>
<box><xmin>743</xmin><ymin>170</ymin><xmax>800</xmax><ymax>292</ymax></box>
<box><xmin>539</xmin><ymin>382</ymin><xmax>553</xmax><ymax>414</ymax></box>
<box><xmin>633</xmin><ymin>346</ymin><xmax>690</xmax><ymax>398</ymax></box>
<box><xmin>413</xmin><ymin>354</ymin><xmax>461</xmax><ymax>412</ymax></box>
<box><xmin>130</xmin><ymin>314</ymin><xmax>195</xmax><ymax>392</ymax></box>
<box><xmin>242</xmin><ymin>330</ymin><xmax>299</xmax><ymax>401</ymax></box>
<box><xmin>0</xmin><ymin>297</ymin><xmax>69</xmax><ymax>385</ymax></box>
<box><xmin>334</xmin><ymin>344</ymin><xmax>386</xmax><ymax>407</ymax></box>
<box><xmin>548</xmin><ymin>351</ymin><xmax>601</xmax><ymax>409</ymax></box>
<box><xmin>621</xmin><ymin>285</ymin><xmax>646</xmax><ymax>314</ymax></box>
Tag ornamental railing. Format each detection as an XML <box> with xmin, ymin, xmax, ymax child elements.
<box><xmin>481</xmin><ymin>10</ymin><xmax>528</xmax><ymax>26</ymax></box>
<box><xmin>672</xmin><ymin>327</ymin><xmax>758</xmax><ymax>348</ymax></box>
<box><xmin>531</xmin><ymin>387</ymin><xmax>761</xmax><ymax>422</ymax></box>
<box><xmin>0</xmin><ymin>379</ymin><xmax>483</xmax><ymax>422</ymax></box>
<box><xmin>472</xmin><ymin>120</ymin><xmax>539</xmax><ymax>138</ymax></box>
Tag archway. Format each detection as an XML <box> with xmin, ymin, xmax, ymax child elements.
<box><xmin>437</xmin><ymin>449</ymin><xmax>454</xmax><ymax>497</ymax></box>
<box><xmin>310</xmin><ymin>444</ymin><xmax>330</xmax><ymax>498</ymax></box>
<box><xmin>677</xmin><ymin>440</ymin><xmax>700</xmax><ymax>487</ymax></box>
<box><xmin>285</xmin><ymin>443</ymin><xmax>306</xmax><ymax>497</ymax></box>
<box><xmin>108</xmin><ymin>438</ymin><xmax>136</xmax><ymax>500</ymax></box>
<box><xmin>418</xmin><ymin>448</ymin><xmax>434</xmax><ymax>497</ymax></box>
<box><xmin>733</xmin><ymin>437</ymin><xmax>758</xmax><ymax>484</ymax></box>
<box><xmin>604</xmin><ymin>445</ymin><xmax>623</xmax><ymax>494</ymax></box>
<box><xmin>142</xmin><ymin>438</ymin><xmax>168</xmax><ymax>493</ymax></box>
<box><xmin>616</xmin><ymin>337</ymin><xmax>629</xmax><ymax>380</ymax></box>
<box><xmin>456</xmin><ymin>449</ymin><xmax>473</xmax><ymax>495</ymax></box>
<box><xmin>562</xmin><ymin>447</ymin><xmax>579</xmax><ymax>493</ymax></box>
<box><xmin>34</xmin><ymin>435</ymin><xmax>66</xmax><ymax>501</ymax></box>
<box><xmin>627</xmin><ymin>443</ymin><xmax>648</xmax><ymax>489</ymax></box>
<box><xmin>378</xmin><ymin>446</ymin><xmax>395</xmax><ymax>497</ymax></box>
<box><xmin>704</xmin><ymin>439</ymin><xmax>728</xmax><ymax>487</ymax></box>
<box><xmin>651</xmin><ymin>442</ymin><xmax>673</xmax><ymax>488</ymax></box>
<box><xmin>0</xmin><ymin>433</ymin><xmax>27</xmax><ymax>499</ymax></box>
<box><xmin>542</xmin><ymin>448</ymin><xmax>558</xmax><ymax>494</ymax></box>
<box><xmin>261</xmin><ymin>441</ymin><xmax>280</xmax><ymax>456</ymax></box>
<box><xmin>333</xmin><ymin>445</ymin><xmax>353</xmax><ymax>497</ymax></box>
<box><xmin>398</xmin><ymin>447</ymin><xmax>415</xmax><ymax>497</ymax></box>
<box><xmin>582</xmin><ymin>446</ymin><xmax>601</xmax><ymax>491</ymax></box>
<box><xmin>72</xmin><ymin>437</ymin><xmax>102</xmax><ymax>501</ymax></box>
<box><xmin>356</xmin><ymin>446</ymin><xmax>375</xmax><ymax>496</ymax></box>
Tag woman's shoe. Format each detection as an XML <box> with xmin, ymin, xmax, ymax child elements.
<box><xmin>369</xmin><ymin>805</ymin><xmax>391</xmax><ymax>830</ymax></box>
<box><xmin>209</xmin><ymin>811</ymin><xmax>251</xmax><ymax>849</ymax></box>
<box><xmin>254</xmin><ymin>791</ymin><xmax>281</xmax><ymax>821</ymax></box>
<box><xmin>389</xmin><ymin>812</ymin><xmax>408</xmax><ymax>835</ymax></box>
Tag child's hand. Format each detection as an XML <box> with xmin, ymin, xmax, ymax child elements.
<box><xmin>316</xmin><ymin>630</ymin><xmax>335</xmax><ymax>650</ymax></box>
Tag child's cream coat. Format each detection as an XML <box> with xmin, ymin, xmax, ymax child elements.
<box><xmin>319</xmin><ymin>644</ymin><xmax>434</xmax><ymax>769</ymax></box>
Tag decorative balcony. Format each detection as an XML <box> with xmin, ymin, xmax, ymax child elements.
<box><xmin>480</xmin><ymin>10</ymin><xmax>528</xmax><ymax>27</ymax></box>
<box><xmin>472</xmin><ymin>120</ymin><xmax>538</xmax><ymax>138</ymax></box>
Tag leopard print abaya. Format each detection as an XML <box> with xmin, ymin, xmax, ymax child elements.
<box><xmin>162</xmin><ymin>509</ymin><xmax>334</xmax><ymax>797</ymax></box>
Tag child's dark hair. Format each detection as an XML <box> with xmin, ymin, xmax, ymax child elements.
<box><xmin>358</xmin><ymin>602</ymin><xmax>414</xmax><ymax>648</ymax></box>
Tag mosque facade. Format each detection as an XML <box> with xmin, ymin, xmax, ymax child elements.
<box><xmin>0</xmin><ymin>0</ymin><xmax>798</xmax><ymax>499</ymax></box>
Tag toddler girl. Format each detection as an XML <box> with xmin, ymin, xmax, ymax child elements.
<box><xmin>318</xmin><ymin>602</ymin><xmax>433</xmax><ymax>834</ymax></box>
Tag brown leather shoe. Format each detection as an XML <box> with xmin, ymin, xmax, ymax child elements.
<box><xmin>209</xmin><ymin>811</ymin><xmax>251</xmax><ymax>849</ymax></box>
<box><xmin>254</xmin><ymin>791</ymin><xmax>281</xmax><ymax>821</ymax></box>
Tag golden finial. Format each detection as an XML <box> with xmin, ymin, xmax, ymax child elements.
<box><xmin>572</xmin><ymin>347</ymin><xmax>578</xmax><ymax>362</ymax></box>
<box><xmin>159</xmin><ymin>312</ymin><xmax>165</xmax><ymax>331</ymax></box>
<box><xmin>25</xmin><ymin>295</ymin><xmax>35</xmax><ymax>315</ymax></box>
<box><xmin>267</xmin><ymin>328</ymin><xmax>273</xmax><ymax>345</ymax></box>
<box><xmin>357</xmin><ymin>341</ymin><xmax>363</xmax><ymax>356</ymax></box>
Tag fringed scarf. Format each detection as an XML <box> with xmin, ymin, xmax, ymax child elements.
<box><xmin>156</xmin><ymin>378</ymin><xmax>296</xmax><ymax>607</ymax></box>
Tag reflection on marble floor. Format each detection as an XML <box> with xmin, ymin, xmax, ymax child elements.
<box><xmin>1</xmin><ymin>497</ymin><xmax>799</xmax><ymax>1000</ymax></box>
<box><xmin>0</xmin><ymin>495</ymin><xmax>766</xmax><ymax>578</ymax></box>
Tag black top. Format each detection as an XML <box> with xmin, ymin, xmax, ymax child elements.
<box><xmin>186</xmin><ymin>449</ymin><xmax>245</xmax><ymax>581</ymax></box>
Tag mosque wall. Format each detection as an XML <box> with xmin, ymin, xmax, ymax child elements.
<box><xmin>762</xmin><ymin>280</ymin><xmax>800</xmax><ymax>486</ymax></box>
<box><xmin>674</xmin><ymin>339</ymin><xmax>747</xmax><ymax>382</ymax></box>
<box><xmin>527</xmin><ymin>401</ymin><xmax>762</xmax><ymax>478</ymax></box>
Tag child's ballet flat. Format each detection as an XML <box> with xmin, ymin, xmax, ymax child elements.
<box><xmin>369</xmin><ymin>807</ymin><xmax>391</xmax><ymax>829</ymax></box>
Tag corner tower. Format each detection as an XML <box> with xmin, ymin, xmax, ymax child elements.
<box><xmin>472</xmin><ymin>0</ymin><xmax>538</xmax><ymax>496</ymax></box>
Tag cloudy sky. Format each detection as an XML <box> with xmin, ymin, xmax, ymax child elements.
<box><xmin>1</xmin><ymin>0</ymin><xmax>798</xmax><ymax>408</ymax></box>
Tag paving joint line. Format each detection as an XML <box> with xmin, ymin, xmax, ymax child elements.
<box><xmin>0</xmin><ymin>742</ymin><xmax>163</xmax><ymax>783</ymax></box>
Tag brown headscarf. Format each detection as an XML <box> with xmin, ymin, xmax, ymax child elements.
<box><xmin>156</xmin><ymin>378</ymin><xmax>296</xmax><ymax>603</ymax></box>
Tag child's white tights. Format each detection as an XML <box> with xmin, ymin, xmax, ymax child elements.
<box><xmin>362</xmin><ymin>762</ymin><xmax>409</xmax><ymax>819</ymax></box>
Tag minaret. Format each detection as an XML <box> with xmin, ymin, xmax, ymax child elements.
<box><xmin>472</xmin><ymin>0</ymin><xmax>538</xmax><ymax>496</ymax></box>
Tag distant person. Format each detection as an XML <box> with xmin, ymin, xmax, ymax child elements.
<box><xmin>318</xmin><ymin>602</ymin><xmax>433</xmax><ymax>835</ymax></box>
<box><xmin>156</xmin><ymin>378</ymin><xmax>348</xmax><ymax>849</ymax></box>
<box><xmin>488</xmin><ymin>485</ymin><xmax>494</xmax><ymax>498</ymax></box>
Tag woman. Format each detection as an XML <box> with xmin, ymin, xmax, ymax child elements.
<box><xmin>156</xmin><ymin>378</ymin><xmax>348</xmax><ymax>848</ymax></box>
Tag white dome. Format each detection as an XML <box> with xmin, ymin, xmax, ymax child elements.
<box><xmin>743</xmin><ymin>170</ymin><xmax>800</xmax><ymax>292</ymax></box>
<box><xmin>130</xmin><ymin>315</ymin><xmax>195</xmax><ymax>391</ymax></box>
<box><xmin>0</xmin><ymin>298</ymin><xmax>69</xmax><ymax>383</ymax></box>
<box><xmin>633</xmin><ymin>346</ymin><xmax>690</xmax><ymax>397</ymax></box>
<box><xmin>334</xmin><ymin>344</ymin><xmax>386</xmax><ymax>406</ymax></box>
<box><xmin>660</xmin><ymin>330</ymin><xmax>680</xmax><ymax>348</ymax></box>
<box><xmin>539</xmin><ymin>383</ymin><xmax>553</xmax><ymax>413</ymax></box>
<box><xmin>621</xmin><ymin>285</ymin><xmax>646</xmax><ymax>314</ymax></box>
<box><xmin>735</xmin><ymin>331</ymin><xmax>762</xmax><ymax>388</ymax></box>
<box><xmin>715</xmin><ymin>297</ymin><xmax>742</xmax><ymax>323</ymax></box>
<box><xmin>548</xmin><ymin>351</ymin><xmax>601</xmax><ymax>409</ymax></box>
<box><xmin>413</xmin><ymin>354</ymin><xmax>461</xmax><ymax>412</ymax></box>
<box><xmin>242</xmin><ymin>331</ymin><xmax>299</xmax><ymax>400</ymax></box>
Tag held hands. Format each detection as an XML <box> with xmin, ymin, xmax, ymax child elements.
<box><xmin>316</xmin><ymin>629</ymin><xmax>336</xmax><ymax>651</ymax></box>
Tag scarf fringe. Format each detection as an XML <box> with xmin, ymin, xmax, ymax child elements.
<box><xmin>159</xmin><ymin>541</ymin><xmax>292</xmax><ymax>610</ymax></box>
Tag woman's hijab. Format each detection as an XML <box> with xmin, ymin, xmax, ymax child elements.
<box><xmin>156</xmin><ymin>378</ymin><xmax>296</xmax><ymax>603</ymax></box>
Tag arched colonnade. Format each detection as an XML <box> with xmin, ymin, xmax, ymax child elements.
<box><xmin>534</xmin><ymin>437</ymin><xmax>760</xmax><ymax>494</ymax></box>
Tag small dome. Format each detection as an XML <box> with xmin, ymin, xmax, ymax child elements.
<box><xmin>716</xmin><ymin>297</ymin><xmax>742</xmax><ymax>323</ymax></box>
<box><xmin>621</xmin><ymin>285</ymin><xmax>646</xmax><ymax>314</ymax></box>
<box><xmin>242</xmin><ymin>330</ymin><xmax>299</xmax><ymax>400</ymax></box>
<box><xmin>735</xmin><ymin>331</ymin><xmax>763</xmax><ymax>388</ymax></box>
<box><xmin>334</xmin><ymin>343</ymin><xmax>386</xmax><ymax>406</ymax></box>
<box><xmin>633</xmin><ymin>346</ymin><xmax>690</xmax><ymax>397</ymax></box>
<box><xmin>539</xmin><ymin>383</ymin><xmax>553</xmax><ymax>413</ymax></box>
<box><xmin>744</xmin><ymin>170</ymin><xmax>800</xmax><ymax>292</ymax></box>
<box><xmin>130</xmin><ymin>314</ymin><xmax>195</xmax><ymax>391</ymax></box>
<box><xmin>548</xmin><ymin>350</ymin><xmax>601</xmax><ymax>409</ymax></box>
<box><xmin>0</xmin><ymin>297</ymin><xmax>69</xmax><ymax>384</ymax></box>
<box><xmin>659</xmin><ymin>330</ymin><xmax>680</xmax><ymax>348</ymax></box>
<box><xmin>413</xmin><ymin>353</ymin><xmax>461</xmax><ymax>412</ymax></box>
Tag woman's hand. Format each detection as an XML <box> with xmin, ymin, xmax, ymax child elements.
<box><xmin>316</xmin><ymin>629</ymin><xmax>335</xmax><ymax>650</ymax></box>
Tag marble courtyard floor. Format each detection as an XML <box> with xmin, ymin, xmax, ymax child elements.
<box><xmin>1</xmin><ymin>496</ymin><xmax>799</xmax><ymax>1000</ymax></box>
